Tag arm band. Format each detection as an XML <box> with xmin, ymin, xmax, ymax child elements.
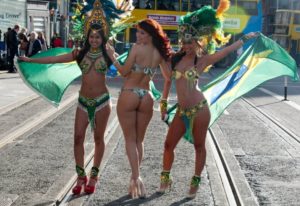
<box><xmin>240</xmin><ymin>35</ymin><xmax>250</xmax><ymax>44</ymax></box>
<box><xmin>113</xmin><ymin>59</ymin><xmax>119</xmax><ymax>66</ymax></box>
<box><xmin>160</xmin><ymin>99</ymin><xmax>168</xmax><ymax>112</ymax></box>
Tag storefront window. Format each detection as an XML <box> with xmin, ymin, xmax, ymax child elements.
<box><xmin>165</xmin><ymin>30</ymin><xmax>178</xmax><ymax>45</ymax></box>
<box><xmin>181</xmin><ymin>0</ymin><xmax>189</xmax><ymax>11</ymax></box>
<box><xmin>157</xmin><ymin>0</ymin><xmax>179</xmax><ymax>11</ymax></box>
<box><xmin>294</xmin><ymin>14</ymin><xmax>300</xmax><ymax>24</ymax></box>
<box><xmin>188</xmin><ymin>0</ymin><xmax>213</xmax><ymax>11</ymax></box>
<box><xmin>135</xmin><ymin>0</ymin><xmax>154</xmax><ymax>10</ymax></box>
<box><xmin>278</xmin><ymin>0</ymin><xmax>290</xmax><ymax>9</ymax></box>
<box><xmin>129</xmin><ymin>28</ymin><xmax>137</xmax><ymax>43</ymax></box>
<box><xmin>237</xmin><ymin>1</ymin><xmax>258</xmax><ymax>15</ymax></box>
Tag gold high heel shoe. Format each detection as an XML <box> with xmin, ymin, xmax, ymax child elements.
<box><xmin>186</xmin><ymin>175</ymin><xmax>201</xmax><ymax>199</ymax></box>
<box><xmin>157</xmin><ymin>171</ymin><xmax>172</xmax><ymax>194</ymax></box>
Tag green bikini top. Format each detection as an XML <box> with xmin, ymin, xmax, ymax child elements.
<box><xmin>79</xmin><ymin>50</ymin><xmax>108</xmax><ymax>74</ymax></box>
<box><xmin>172</xmin><ymin>56</ymin><xmax>199</xmax><ymax>81</ymax></box>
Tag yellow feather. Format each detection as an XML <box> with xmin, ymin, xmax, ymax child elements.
<box><xmin>216</xmin><ymin>0</ymin><xmax>230</xmax><ymax>18</ymax></box>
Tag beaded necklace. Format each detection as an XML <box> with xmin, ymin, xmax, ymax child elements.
<box><xmin>87</xmin><ymin>49</ymin><xmax>103</xmax><ymax>61</ymax></box>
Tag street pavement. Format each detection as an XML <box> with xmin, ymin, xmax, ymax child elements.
<box><xmin>0</xmin><ymin>67</ymin><xmax>300</xmax><ymax>205</ymax></box>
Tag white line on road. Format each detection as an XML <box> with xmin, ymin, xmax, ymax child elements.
<box><xmin>258</xmin><ymin>87</ymin><xmax>300</xmax><ymax>111</ymax></box>
<box><xmin>0</xmin><ymin>94</ymin><xmax>77</xmax><ymax>149</ymax></box>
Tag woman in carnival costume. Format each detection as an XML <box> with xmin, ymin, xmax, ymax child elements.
<box><xmin>19</xmin><ymin>0</ymin><xmax>133</xmax><ymax>195</ymax></box>
<box><xmin>157</xmin><ymin>0</ymin><xmax>257</xmax><ymax>198</ymax></box>
<box><xmin>106</xmin><ymin>19</ymin><xmax>172</xmax><ymax>198</ymax></box>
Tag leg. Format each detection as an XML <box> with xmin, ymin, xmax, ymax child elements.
<box><xmin>136</xmin><ymin>93</ymin><xmax>153</xmax><ymax>167</ymax></box>
<box><xmin>7</xmin><ymin>49</ymin><xmax>15</xmax><ymax>72</ymax></box>
<box><xmin>72</xmin><ymin>107</ymin><xmax>89</xmax><ymax>195</ymax></box>
<box><xmin>85</xmin><ymin>103</ymin><xmax>111</xmax><ymax>194</ymax></box>
<box><xmin>117</xmin><ymin>91</ymin><xmax>140</xmax><ymax>198</ymax></box>
<box><xmin>192</xmin><ymin>106</ymin><xmax>210</xmax><ymax>176</ymax></box>
<box><xmin>163</xmin><ymin>113</ymin><xmax>186</xmax><ymax>171</ymax></box>
<box><xmin>74</xmin><ymin>107</ymin><xmax>89</xmax><ymax>168</ymax></box>
<box><xmin>159</xmin><ymin>113</ymin><xmax>186</xmax><ymax>192</ymax></box>
<box><xmin>135</xmin><ymin>94</ymin><xmax>154</xmax><ymax>197</ymax></box>
<box><xmin>188</xmin><ymin>105</ymin><xmax>210</xmax><ymax>198</ymax></box>
<box><xmin>93</xmin><ymin>103</ymin><xmax>111</xmax><ymax>168</ymax></box>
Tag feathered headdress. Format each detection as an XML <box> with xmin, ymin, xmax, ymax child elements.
<box><xmin>71</xmin><ymin>0</ymin><xmax>134</xmax><ymax>39</ymax></box>
<box><xmin>178</xmin><ymin>0</ymin><xmax>231</xmax><ymax>54</ymax></box>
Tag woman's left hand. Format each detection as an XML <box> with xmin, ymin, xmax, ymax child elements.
<box><xmin>240</xmin><ymin>32</ymin><xmax>259</xmax><ymax>44</ymax></box>
<box><xmin>18</xmin><ymin>56</ymin><xmax>31</xmax><ymax>62</ymax></box>
<box><xmin>245</xmin><ymin>32</ymin><xmax>259</xmax><ymax>39</ymax></box>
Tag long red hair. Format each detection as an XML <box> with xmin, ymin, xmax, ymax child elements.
<box><xmin>138</xmin><ymin>19</ymin><xmax>171</xmax><ymax>61</ymax></box>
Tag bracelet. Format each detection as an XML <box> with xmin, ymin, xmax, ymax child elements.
<box><xmin>160</xmin><ymin>99</ymin><xmax>168</xmax><ymax>112</ymax></box>
<box><xmin>113</xmin><ymin>59</ymin><xmax>118</xmax><ymax>66</ymax></box>
<box><xmin>240</xmin><ymin>35</ymin><xmax>250</xmax><ymax>44</ymax></box>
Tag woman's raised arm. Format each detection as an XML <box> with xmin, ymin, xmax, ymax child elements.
<box><xmin>18</xmin><ymin>52</ymin><xmax>74</xmax><ymax>64</ymax></box>
<box><xmin>200</xmin><ymin>32</ymin><xmax>258</xmax><ymax>70</ymax></box>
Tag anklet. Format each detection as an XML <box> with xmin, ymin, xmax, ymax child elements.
<box><xmin>160</xmin><ymin>171</ymin><xmax>171</xmax><ymax>183</ymax></box>
<box><xmin>76</xmin><ymin>165</ymin><xmax>86</xmax><ymax>177</ymax></box>
<box><xmin>90</xmin><ymin>166</ymin><xmax>99</xmax><ymax>178</ymax></box>
<box><xmin>190</xmin><ymin>175</ymin><xmax>201</xmax><ymax>187</ymax></box>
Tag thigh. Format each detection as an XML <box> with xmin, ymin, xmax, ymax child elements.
<box><xmin>164</xmin><ymin>113</ymin><xmax>186</xmax><ymax>148</ymax></box>
<box><xmin>94</xmin><ymin>104</ymin><xmax>111</xmax><ymax>138</ymax></box>
<box><xmin>117</xmin><ymin>92</ymin><xmax>139</xmax><ymax>139</ymax></box>
<box><xmin>136</xmin><ymin>94</ymin><xmax>154</xmax><ymax>141</ymax></box>
<box><xmin>192</xmin><ymin>106</ymin><xmax>210</xmax><ymax>146</ymax></box>
<box><xmin>74</xmin><ymin>107</ymin><xmax>89</xmax><ymax>137</ymax></box>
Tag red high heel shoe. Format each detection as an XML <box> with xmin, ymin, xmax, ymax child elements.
<box><xmin>72</xmin><ymin>176</ymin><xmax>87</xmax><ymax>195</ymax></box>
<box><xmin>84</xmin><ymin>177</ymin><xmax>98</xmax><ymax>194</ymax></box>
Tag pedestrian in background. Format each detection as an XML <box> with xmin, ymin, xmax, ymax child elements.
<box><xmin>20</xmin><ymin>27</ymin><xmax>28</xmax><ymax>36</ymax></box>
<box><xmin>6</xmin><ymin>25</ymin><xmax>19</xmax><ymax>73</ymax></box>
<box><xmin>18</xmin><ymin>33</ymin><xmax>29</xmax><ymax>56</ymax></box>
<box><xmin>37</xmin><ymin>31</ymin><xmax>48</xmax><ymax>51</ymax></box>
<box><xmin>53</xmin><ymin>35</ymin><xmax>63</xmax><ymax>48</ymax></box>
<box><xmin>106</xmin><ymin>18</ymin><xmax>172</xmax><ymax>199</ymax></box>
<box><xmin>27</xmin><ymin>31</ymin><xmax>42</xmax><ymax>57</ymax></box>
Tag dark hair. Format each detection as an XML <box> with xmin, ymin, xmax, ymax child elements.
<box><xmin>171</xmin><ymin>49</ymin><xmax>185</xmax><ymax>70</ymax></box>
<box><xmin>18</xmin><ymin>33</ymin><xmax>29</xmax><ymax>42</ymax></box>
<box><xmin>138</xmin><ymin>19</ymin><xmax>171</xmax><ymax>61</ymax></box>
<box><xmin>76</xmin><ymin>24</ymin><xmax>112</xmax><ymax>66</ymax></box>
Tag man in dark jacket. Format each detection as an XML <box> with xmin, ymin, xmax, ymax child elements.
<box><xmin>7</xmin><ymin>25</ymin><xmax>20</xmax><ymax>73</ymax></box>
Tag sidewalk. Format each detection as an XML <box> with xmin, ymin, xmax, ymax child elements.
<box><xmin>0</xmin><ymin>71</ymin><xmax>36</xmax><ymax>110</ymax></box>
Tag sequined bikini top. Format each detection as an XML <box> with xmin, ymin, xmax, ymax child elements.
<box><xmin>172</xmin><ymin>67</ymin><xmax>200</xmax><ymax>81</ymax></box>
<box><xmin>131</xmin><ymin>63</ymin><xmax>157</xmax><ymax>79</ymax></box>
<box><xmin>172</xmin><ymin>56</ymin><xmax>199</xmax><ymax>81</ymax></box>
<box><xmin>79</xmin><ymin>50</ymin><xmax>108</xmax><ymax>74</ymax></box>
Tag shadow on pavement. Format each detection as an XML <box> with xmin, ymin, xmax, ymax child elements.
<box><xmin>104</xmin><ymin>192</ymin><xmax>164</xmax><ymax>206</ymax></box>
<box><xmin>169</xmin><ymin>197</ymin><xmax>193</xmax><ymax>206</ymax></box>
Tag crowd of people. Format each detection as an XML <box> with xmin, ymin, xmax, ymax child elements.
<box><xmin>0</xmin><ymin>25</ymin><xmax>75</xmax><ymax>73</ymax></box>
<box><xmin>17</xmin><ymin>0</ymin><xmax>259</xmax><ymax>201</ymax></box>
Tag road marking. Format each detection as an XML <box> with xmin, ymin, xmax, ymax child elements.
<box><xmin>0</xmin><ymin>94</ymin><xmax>77</xmax><ymax>149</ymax></box>
<box><xmin>0</xmin><ymin>94</ymin><xmax>39</xmax><ymax>115</ymax></box>
<box><xmin>258</xmin><ymin>87</ymin><xmax>300</xmax><ymax>111</ymax></box>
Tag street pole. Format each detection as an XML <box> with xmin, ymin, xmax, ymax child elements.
<box><xmin>276</xmin><ymin>0</ymin><xmax>289</xmax><ymax>101</ymax></box>
<box><xmin>65</xmin><ymin>0</ymin><xmax>70</xmax><ymax>48</ymax></box>
<box><xmin>284</xmin><ymin>76</ymin><xmax>288</xmax><ymax>101</ymax></box>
